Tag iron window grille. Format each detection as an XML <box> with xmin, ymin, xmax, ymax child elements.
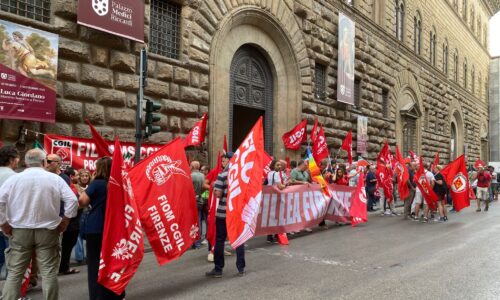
<box><xmin>150</xmin><ymin>0</ymin><xmax>181</xmax><ymax>59</ymax></box>
<box><xmin>314</xmin><ymin>63</ymin><xmax>326</xmax><ymax>101</ymax></box>
<box><xmin>0</xmin><ymin>0</ymin><xmax>51</xmax><ymax>23</ymax></box>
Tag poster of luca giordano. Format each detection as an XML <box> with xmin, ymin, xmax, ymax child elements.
<box><xmin>0</xmin><ymin>20</ymin><xmax>58</xmax><ymax>123</ymax></box>
<box><xmin>337</xmin><ymin>13</ymin><xmax>355</xmax><ymax>105</ymax></box>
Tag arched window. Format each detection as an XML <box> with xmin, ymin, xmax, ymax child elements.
<box><xmin>429</xmin><ymin>29</ymin><xmax>436</xmax><ymax>66</ymax></box>
<box><xmin>396</xmin><ymin>1</ymin><xmax>405</xmax><ymax>42</ymax></box>
<box><xmin>414</xmin><ymin>12</ymin><xmax>422</xmax><ymax>54</ymax></box>
<box><xmin>471</xmin><ymin>66</ymin><xmax>475</xmax><ymax>94</ymax></box>
<box><xmin>462</xmin><ymin>0</ymin><xmax>467</xmax><ymax>20</ymax></box>
<box><xmin>478</xmin><ymin>73</ymin><xmax>482</xmax><ymax>98</ymax></box>
<box><xmin>454</xmin><ymin>50</ymin><xmax>459</xmax><ymax>82</ymax></box>
<box><xmin>442</xmin><ymin>39</ymin><xmax>449</xmax><ymax>74</ymax></box>
<box><xmin>478</xmin><ymin>17</ymin><xmax>482</xmax><ymax>40</ymax></box>
<box><xmin>471</xmin><ymin>7</ymin><xmax>475</xmax><ymax>33</ymax></box>
<box><xmin>463</xmin><ymin>58</ymin><xmax>468</xmax><ymax>88</ymax></box>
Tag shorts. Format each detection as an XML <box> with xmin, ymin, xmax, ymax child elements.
<box><xmin>414</xmin><ymin>191</ymin><xmax>423</xmax><ymax>205</ymax></box>
<box><xmin>477</xmin><ymin>187</ymin><xmax>489</xmax><ymax>201</ymax></box>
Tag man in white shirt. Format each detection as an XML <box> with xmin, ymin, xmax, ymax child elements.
<box><xmin>0</xmin><ymin>148</ymin><xmax>78</xmax><ymax>300</ymax></box>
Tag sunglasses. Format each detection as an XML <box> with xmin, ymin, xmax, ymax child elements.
<box><xmin>46</xmin><ymin>159</ymin><xmax>60</xmax><ymax>164</ymax></box>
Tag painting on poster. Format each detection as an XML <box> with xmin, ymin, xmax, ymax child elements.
<box><xmin>357</xmin><ymin>116</ymin><xmax>368</xmax><ymax>155</ymax></box>
<box><xmin>78</xmin><ymin>0</ymin><xmax>144</xmax><ymax>42</ymax></box>
<box><xmin>337</xmin><ymin>13</ymin><xmax>355</xmax><ymax>105</ymax></box>
<box><xmin>0</xmin><ymin>19</ymin><xmax>58</xmax><ymax>123</ymax></box>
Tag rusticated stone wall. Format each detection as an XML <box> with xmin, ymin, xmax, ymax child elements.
<box><xmin>0</xmin><ymin>0</ymin><xmax>496</xmax><ymax>165</ymax></box>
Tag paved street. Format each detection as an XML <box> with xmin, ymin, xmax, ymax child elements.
<box><xmin>7</xmin><ymin>202</ymin><xmax>500</xmax><ymax>300</ymax></box>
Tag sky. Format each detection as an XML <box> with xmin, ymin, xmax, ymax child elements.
<box><xmin>491</xmin><ymin>12</ymin><xmax>500</xmax><ymax>57</ymax></box>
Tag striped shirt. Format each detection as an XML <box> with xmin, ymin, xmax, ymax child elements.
<box><xmin>214</xmin><ymin>167</ymin><xmax>229</xmax><ymax>218</ymax></box>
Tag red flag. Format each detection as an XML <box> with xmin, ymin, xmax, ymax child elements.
<box><xmin>20</xmin><ymin>261</ymin><xmax>32</xmax><ymax>297</ymax></box>
<box><xmin>474</xmin><ymin>159</ymin><xmax>486</xmax><ymax>170</ymax></box>
<box><xmin>312</xmin><ymin>125</ymin><xmax>329</xmax><ymax>163</ymax></box>
<box><xmin>310</xmin><ymin>118</ymin><xmax>318</xmax><ymax>142</ymax></box>
<box><xmin>431</xmin><ymin>152</ymin><xmax>440</xmax><ymax>172</ymax></box>
<box><xmin>408</xmin><ymin>150</ymin><xmax>419</xmax><ymax>163</ymax></box>
<box><xmin>440</xmin><ymin>155</ymin><xmax>470</xmax><ymax>212</ymax></box>
<box><xmin>128</xmin><ymin>138</ymin><xmax>199</xmax><ymax>265</ymax></box>
<box><xmin>262</xmin><ymin>151</ymin><xmax>273</xmax><ymax>178</ymax></box>
<box><xmin>376</xmin><ymin>142</ymin><xmax>393</xmax><ymax>202</ymax></box>
<box><xmin>223</xmin><ymin>134</ymin><xmax>228</xmax><ymax>153</ymax></box>
<box><xmin>184</xmin><ymin>113</ymin><xmax>208</xmax><ymax>147</ymax></box>
<box><xmin>350</xmin><ymin>172</ymin><xmax>367</xmax><ymax>227</ymax></box>
<box><xmin>206</xmin><ymin>151</ymin><xmax>223</xmax><ymax>250</ymax></box>
<box><xmin>86</xmin><ymin>119</ymin><xmax>112</xmax><ymax>157</ymax></box>
<box><xmin>395</xmin><ymin>146</ymin><xmax>410</xmax><ymax>200</ymax></box>
<box><xmin>282</xmin><ymin>119</ymin><xmax>307</xmax><ymax>150</ymax></box>
<box><xmin>414</xmin><ymin>157</ymin><xmax>438</xmax><ymax>210</ymax></box>
<box><xmin>226</xmin><ymin>117</ymin><xmax>265</xmax><ymax>249</ymax></box>
<box><xmin>341</xmin><ymin>130</ymin><xmax>353</xmax><ymax>165</ymax></box>
<box><xmin>98</xmin><ymin>138</ymin><xmax>144</xmax><ymax>294</ymax></box>
<box><xmin>285</xmin><ymin>157</ymin><xmax>291</xmax><ymax>169</ymax></box>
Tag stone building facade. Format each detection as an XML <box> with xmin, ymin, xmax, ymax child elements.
<box><xmin>0</xmin><ymin>0</ymin><xmax>498</xmax><ymax>164</ymax></box>
<box><xmin>490</xmin><ymin>56</ymin><xmax>500</xmax><ymax>161</ymax></box>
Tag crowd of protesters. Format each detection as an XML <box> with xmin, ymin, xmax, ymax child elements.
<box><xmin>0</xmin><ymin>141</ymin><xmax>497</xmax><ymax>297</ymax></box>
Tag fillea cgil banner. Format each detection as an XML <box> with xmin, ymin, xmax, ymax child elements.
<box><xmin>78</xmin><ymin>0</ymin><xmax>144</xmax><ymax>42</ymax></box>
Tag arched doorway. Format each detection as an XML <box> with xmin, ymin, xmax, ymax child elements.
<box><xmin>229</xmin><ymin>45</ymin><xmax>273</xmax><ymax>153</ymax></box>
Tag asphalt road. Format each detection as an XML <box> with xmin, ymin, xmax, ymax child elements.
<box><xmin>7</xmin><ymin>201</ymin><xmax>500</xmax><ymax>300</ymax></box>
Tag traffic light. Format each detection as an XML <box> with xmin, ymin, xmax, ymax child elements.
<box><xmin>144</xmin><ymin>98</ymin><xmax>161</xmax><ymax>137</ymax></box>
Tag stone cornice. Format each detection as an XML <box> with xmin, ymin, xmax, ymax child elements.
<box><xmin>483</xmin><ymin>0</ymin><xmax>500</xmax><ymax>15</ymax></box>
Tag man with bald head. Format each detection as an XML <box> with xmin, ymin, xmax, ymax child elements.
<box><xmin>0</xmin><ymin>148</ymin><xmax>77</xmax><ymax>300</ymax></box>
<box><xmin>191</xmin><ymin>160</ymin><xmax>205</xmax><ymax>248</ymax></box>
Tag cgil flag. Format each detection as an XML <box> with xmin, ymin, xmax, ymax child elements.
<box><xmin>341</xmin><ymin>130</ymin><xmax>353</xmax><ymax>165</ymax></box>
<box><xmin>128</xmin><ymin>138</ymin><xmax>199</xmax><ymax>265</ymax></box>
<box><xmin>98</xmin><ymin>138</ymin><xmax>144</xmax><ymax>295</ymax></box>
<box><xmin>226</xmin><ymin>117</ymin><xmax>265</xmax><ymax>249</ymax></box>
<box><xmin>376</xmin><ymin>142</ymin><xmax>394</xmax><ymax>202</ymax></box>
<box><xmin>349</xmin><ymin>171</ymin><xmax>367</xmax><ymax>227</ymax></box>
<box><xmin>282</xmin><ymin>119</ymin><xmax>307</xmax><ymax>150</ymax></box>
<box><xmin>184</xmin><ymin>113</ymin><xmax>208</xmax><ymax>148</ymax></box>
<box><xmin>86</xmin><ymin>119</ymin><xmax>112</xmax><ymax>157</ymax></box>
<box><xmin>440</xmin><ymin>155</ymin><xmax>470</xmax><ymax>212</ymax></box>
<box><xmin>312</xmin><ymin>125</ymin><xmax>329</xmax><ymax>163</ymax></box>
<box><xmin>395</xmin><ymin>145</ymin><xmax>410</xmax><ymax>200</ymax></box>
<box><xmin>414</xmin><ymin>157</ymin><xmax>439</xmax><ymax>210</ymax></box>
<box><xmin>310</xmin><ymin>117</ymin><xmax>319</xmax><ymax>142</ymax></box>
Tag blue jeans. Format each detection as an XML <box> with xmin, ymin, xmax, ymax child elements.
<box><xmin>194</xmin><ymin>207</ymin><xmax>207</xmax><ymax>248</ymax></box>
<box><xmin>74</xmin><ymin>235</ymin><xmax>85</xmax><ymax>262</ymax></box>
<box><xmin>0</xmin><ymin>232</ymin><xmax>9</xmax><ymax>274</ymax></box>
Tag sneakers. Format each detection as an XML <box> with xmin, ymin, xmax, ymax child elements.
<box><xmin>443</xmin><ymin>216</ymin><xmax>448</xmax><ymax>222</ymax></box>
<box><xmin>224</xmin><ymin>250</ymin><xmax>232</xmax><ymax>256</ymax></box>
<box><xmin>476</xmin><ymin>208</ymin><xmax>481</xmax><ymax>212</ymax></box>
<box><xmin>412</xmin><ymin>215</ymin><xmax>419</xmax><ymax>221</ymax></box>
<box><xmin>485</xmin><ymin>204</ymin><xmax>489</xmax><ymax>211</ymax></box>
<box><xmin>421</xmin><ymin>217</ymin><xmax>428</xmax><ymax>223</ymax></box>
<box><xmin>207</xmin><ymin>252</ymin><xmax>214</xmax><ymax>262</ymax></box>
<box><xmin>205</xmin><ymin>269</ymin><xmax>222</xmax><ymax>278</ymax></box>
<box><xmin>391</xmin><ymin>211</ymin><xmax>400</xmax><ymax>216</ymax></box>
<box><xmin>237</xmin><ymin>270</ymin><xmax>246</xmax><ymax>277</ymax></box>
<box><xmin>201</xmin><ymin>239</ymin><xmax>208</xmax><ymax>245</ymax></box>
<box><xmin>381</xmin><ymin>210</ymin><xmax>391</xmax><ymax>216</ymax></box>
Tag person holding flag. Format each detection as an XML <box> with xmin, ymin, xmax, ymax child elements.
<box><xmin>413</xmin><ymin>162</ymin><xmax>436</xmax><ymax>223</ymax></box>
<box><xmin>205</xmin><ymin>152</ymin><xmax>246</xmax><ymax>278</ymax></box>
<box><xmin>432</xmin><ymin>165</ymin><xmax>448</xmax><ymax>222</ymax></box>
<box><xmin>476</xmin><ymin>165</ymin><xmax>492</xmax><ymax>212</ymax></box>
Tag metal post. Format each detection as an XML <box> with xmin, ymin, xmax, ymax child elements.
<box><xmin>135</xmin><ymin>49</ymin><xmax>147</xmax><ymax>164</ymax></box>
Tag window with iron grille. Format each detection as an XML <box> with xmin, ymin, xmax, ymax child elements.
<box><xmin>314</xmin><ymin>63</ymin><xmax>326</xmax><ymax>101</ymax></box>
<box><xmin>150</xmin><ymin>0</ymin><xmax>181</xmax><ymax>59</ymax></box>
<box><xmin>0</xmin><ymin>0</ymin><xmax>51</xmax><ymax>23</ymax></box>
<box><xmin>382</xmin><ymin>89</ymin><xmax>389</xmax><ymax>118</ymax></box>
<box><xmin>354</xmin><ymin>78</ymin><xmax>361</xmax><ymax>108</ymax></box>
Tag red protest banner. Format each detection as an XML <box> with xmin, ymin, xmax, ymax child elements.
<box><xmin>128</xmin><ymin>137</ymin><xmax>199</xmax><ymax>265</ymax></box>
<box><xmin>98</xmin><ymin>138</ymin><xmax>143</xmax><ymax>294</ymax></box>
<box><xmin>44</xmin><ymin>134</ymin><xmax>162</xmax><ymax>171</ymax></box>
